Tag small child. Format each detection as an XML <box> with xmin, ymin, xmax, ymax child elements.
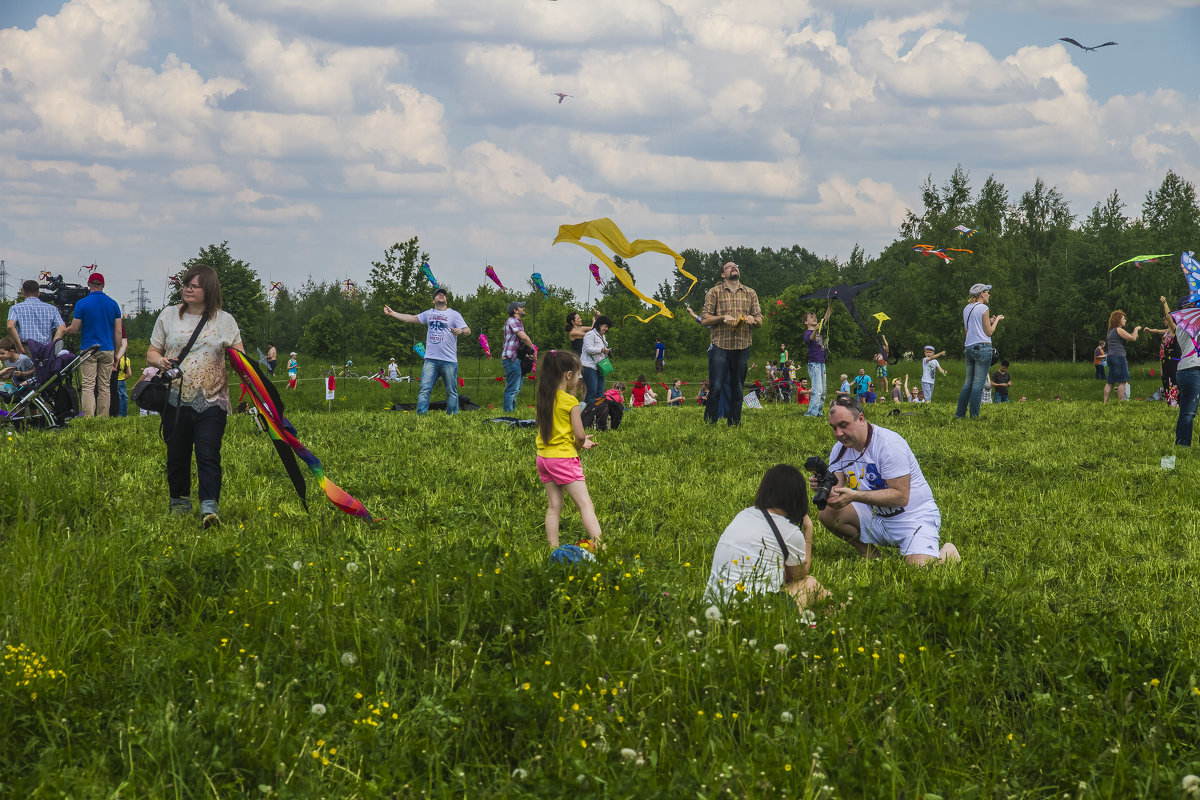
<box><xmin>604</xmin><ymin>382</ymin><xmax>625</xmax><ymax>406</ymax></box>
<box><xmin>536</xmin><ymin>351</ymin><xmax>602</xmax><ymax>549</ymax></box>
<box><xmin>0</xmin><ymin>336</ymin><xmax>35</xmax><ymax>400</ymax></box>
<box><xmin>667</xmin><ymin>379</ymin><xmax>685</xmax><ymax>405</ymax></box>
<box><xmin>631</xmin><ymin>375</ymin><xmax>648</xmax><ymax>407</ymax></box>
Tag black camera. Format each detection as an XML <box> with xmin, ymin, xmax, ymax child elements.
<box><xmin>805</xmin><ymin>456</ymin><xmax>839</xmax><ymax>512</ymax></box>
<box><xmin>39</xmin><ymin>275</ymin><xmax>89</xmax><ymax>319</ymax></box>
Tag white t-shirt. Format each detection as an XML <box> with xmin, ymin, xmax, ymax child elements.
<box><xmin>963</xmin><ymin>303</ymin><xmax>990</xmax><ymax>347</ymax></box>
<box><xmin>921</xmin><ymin>358</ymin><xmax>940</xmax><ymax>383</ymax></box>
<box><xmin>417</xmin><ymin>308</ymin><xmax>467</xmax><ymax>362</ymax></box>
<box><xmin>705</xmin><ymin>507</ymin><xmax>806</xmax><ymax>602</ymax></box>
<box><xmin>387</xmin><ymin>362</ymin><xmax>400</xmax><ymax>379</ymax></box>
<box><xmin>828</xmin><ymin>424</ymin><xmax>940</xmax><ymax>529</ymax></box>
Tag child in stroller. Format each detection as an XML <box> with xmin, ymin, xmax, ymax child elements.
<box><xmin>0</xmin><ymin>337</ymin><xmax>98</xmax><ymax>428</ymax></box>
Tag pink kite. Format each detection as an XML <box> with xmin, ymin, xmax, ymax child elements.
<box><xmin>588</xmin><ymin>263</ymin><xmax>602</xmax><ymax>286</ymax></box>
<box><xmin>479</xmin><ymin>333</ymin><xmax>493</xmax><ymax>358</ymax></box>
<box><xmin>485</xmin><ymin>265</ymin><xmax>506</xmax><ymax>291</ymax></box>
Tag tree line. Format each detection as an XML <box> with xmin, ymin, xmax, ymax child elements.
<box><xmin>9</xmin><ymin>169</ymin><xmax>1194</xmax><ymax>367</ymax></box>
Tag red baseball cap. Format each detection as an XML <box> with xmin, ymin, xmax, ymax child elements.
<box><xmin>88</xmin><ymin>272</ymin><xmax>105</xmax><ymax>285</ymax></box>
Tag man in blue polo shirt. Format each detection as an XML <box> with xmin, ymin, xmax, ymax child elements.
<box><xmin>64</xmin><ymin>272</ymin><xmax>122</xmax><ymax>417</ymax></box>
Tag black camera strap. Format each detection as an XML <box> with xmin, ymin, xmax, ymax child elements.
<box><xmin>759</xmin><ymin>508</ymin><xmax>790</xmax><ymax>563</ymax></box>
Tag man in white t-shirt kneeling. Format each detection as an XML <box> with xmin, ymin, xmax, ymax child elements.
<box><xmin>812</xmin><ymin>396</ymin><xmax>960</xmax><ymax>566</ymax></box>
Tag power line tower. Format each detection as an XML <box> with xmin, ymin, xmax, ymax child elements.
<box><xmin>130</xmin><ymin>279</ymin><xmax>150</xmax><ymax>314</ymax></box>
<box><xmin>0</xmin><ymin>259</ymin><xmax>7</xmax><ymax>300</ymax></box>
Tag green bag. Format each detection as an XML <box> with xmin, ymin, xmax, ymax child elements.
<box><xmin>595</xmin><ymin>357</ymin><xmax>614</xmax><ymax>377</ymax></box>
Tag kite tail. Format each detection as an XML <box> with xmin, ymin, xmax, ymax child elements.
<box><xmin>277</xmin><ymin>422</ymin><xmax>375</xmax><ymax>520</ymax></box>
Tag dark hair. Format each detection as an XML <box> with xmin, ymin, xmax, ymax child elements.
<box><xmin>830</xmin><ymin>395</ymin><xmax>864</xmax><ymax>417</ymax></box>
<box><xmin>1000</xmin><ymin>360</ymin><xmax>1009</xmax><ymax>367</ymax></box>
<box><xmin>177</xmin><ymin>264</ymin><xmax>223</xmax><ymax>321</ymax></box>
<box><xmin>22</xmin><ymin>279</ymin><xmax>39</xmax><ymax>296</ymax></box>
<box><xmin>268</xmin><ymin>340</ymin><xmax>275</xmax><ymax>346</ymax></box>
<box><xmin>536</xmin><ymin>350</ymin><xmax>582</xmax><ymax>446</ymax></box>
<box><xmin>0</xmin><ymin>336</ymin><xmax>17</xmax><ymax>352</ymax></box>
<box><xmin>593</xmin><ymin>315</ymin><xmax>612</xmax><ymax>330</ymax></box>
<box><xmin>754</xmin><ymin>464</ymin><xmax>810</xmax><ymax>526</ymax></box>
<box><xmin>564</xmin><ymin>312</ymin><xmax>582</xmax><ymax>332</ymax></box>
<box><xmin>636</xmin><ymin>374</ymin><xmax>647</xmax><ymax>386</ymax></box>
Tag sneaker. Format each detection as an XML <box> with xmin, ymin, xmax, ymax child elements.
<box><xmin>202</xmin><ymin>513</ymin><xmax>221</xmax><ymax>529</ymax></box>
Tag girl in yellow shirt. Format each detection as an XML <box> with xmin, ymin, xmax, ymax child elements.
<box><xmin>536</xmin><ymin>350</ymin><xmax>602</xmax><ymax>549</ymax></box>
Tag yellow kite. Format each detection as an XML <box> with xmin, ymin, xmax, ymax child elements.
<box><xmin>553</xmin><ymin>218</ymin><xmax>697</xmax><ymax>323</ymax></box>
<box><xmin>873</xmin><ymin>312</ymin><xmax>890</xmax><ymax>333</ymax></box>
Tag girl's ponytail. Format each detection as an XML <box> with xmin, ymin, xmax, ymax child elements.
<box><xmin>536</xmin><ymin>350</ymin><xmax>582</xmax><ymax>445</ymax></box>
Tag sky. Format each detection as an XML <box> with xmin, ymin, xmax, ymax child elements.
<box><xmin>1</xmin><ymin>0</ymin><xmax>1198</xmax><ymax>314</ymax></box>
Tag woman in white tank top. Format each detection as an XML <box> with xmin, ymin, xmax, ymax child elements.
<box><xmin>955</xmin><ymin>283</ymin><xmax>1004</xmax><ymax>419</ymax></box>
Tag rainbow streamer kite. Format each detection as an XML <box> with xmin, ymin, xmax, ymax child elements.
<box><xmin>553</xmin><ymin>218</ymin><xmax>696</xmax><ymax>323</ymax></box>
<box><xmin>485</xmin><ymin>265</ymin><xmax>506</xmax><ymax>291</ymax></box>
<box><xmin>420</xmin><ymin>262</ymin><xmax>438</xmax><ymax>290</ymax></box>
<box><xmin>531</xmin><ymin>272</ymin><xmax>550</xmax><ymax>298</ymax></box>
<box><xmin>226</xmin><ymin>348</ymin><xmax>373</xmax><ymax>520</ymax></box>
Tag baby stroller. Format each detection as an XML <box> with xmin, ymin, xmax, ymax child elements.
<box><xmin>1</xmin><ymin>341</ymin><xmax>98</xmax><ymax>429</ymax></box>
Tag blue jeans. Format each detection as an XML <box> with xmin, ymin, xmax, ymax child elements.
<box><xmin>995</xmin><ymin>392</ymin><xmax>1010</xmax><ymax>403</ymax></box>
<box><xmin>582</xmin><ymin>367</ymin><xmax>604</xmax><ymax>405</ymax></box>
<box><xmin>502</xmin><ymin>357</ymin><xmax>523</xmax><ymax>412</ymax></box>
<box><xmin>805</xmin><ymin>362</ymin><xmax>827</xmax><ymax>416</ymax></box>
<box><xmin>117</xmin><ymin>379</ymin><xmax>128</xmax><ymax>417</ymax></box>
<box><xmin>706</xmin><ymin>346</ymin><xmax>750</xmax><ymax>426</ymax></box>
<box><xmin>955</xmin><ymin>343</ymin><xmax>993</xmax><ymax>418</ymax></box>
<box><xmin>1175</xmin><ymin>366</ymin><xmax>1200</xmax><ymax>446</ymax></box>
<box><xmin>417</xmin><ymin>358</ymin><xmax>459</xmax><ymax>414</ymax></box>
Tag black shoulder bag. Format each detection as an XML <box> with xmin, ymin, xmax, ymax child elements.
<box><xmin>133</xmin><ymin>316</ymin><xmax>207</xmax><ymax>415</ymax></box>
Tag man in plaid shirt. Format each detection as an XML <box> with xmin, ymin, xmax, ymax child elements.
<box><xmin>700</xmin><ymin>262</ymin><xmax>762</xmax><ymax>426</ymax></box>
<box><xmin>6</xmin><ymin>279</ymin><xmax>67</xmax><ymax>355</ymax></box>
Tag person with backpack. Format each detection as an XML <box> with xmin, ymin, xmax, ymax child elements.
<box><xmin>500</xmin><ymin>301</ymin><xmax>536</xmax><ymax>412</ymax></box>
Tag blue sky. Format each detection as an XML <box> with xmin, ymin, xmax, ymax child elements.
<box><xmin>1</xmin><ymin>0</ymin><xmax>1197</xmax><ymax>314</ymax></box>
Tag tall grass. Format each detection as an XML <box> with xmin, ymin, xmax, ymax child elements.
<box><xmin>1</xmin><ymin>373</ymin><xmax>1197</xmax><ymax>797</ymax></box>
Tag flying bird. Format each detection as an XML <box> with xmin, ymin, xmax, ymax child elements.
<box><xmin>1058</xmin><ymin>38</ymin><xmax>1117</xmax><ymax>52</ymax></box>
<box><xmin>554</xmin><ymin>93</ymin><xmax>571</xmax><ymax>103</ymax></box>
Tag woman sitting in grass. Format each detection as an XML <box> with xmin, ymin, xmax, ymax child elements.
<box><xmin>536</xmin><ymin>350</ymin><xmax>602</xmax><ymax>550</ymax></box>
<box><xmin>705</xmin><ymin>464</ymin><xmax>829</xmax><ymax>611</ymax></box>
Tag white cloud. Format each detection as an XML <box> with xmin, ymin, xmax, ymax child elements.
<box><xmin>171</xmin><ymin>164</ymin><xmax>233</xmax><ymax>192</ymax></box>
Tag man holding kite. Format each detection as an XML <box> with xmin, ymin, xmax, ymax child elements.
<box><xmin>701</xmin><ymin>262</ymin><xmax>762</xmax><ymax>426</ymax></box>
<box><xmin>803</xmin><ymin>299</ymin><xmax>834</xmax><ymax>417</ymax></box>
<box><xmin>383</xmin><ymin>287</ymin><xmax>471</xmax><ymax>415</ymax></box>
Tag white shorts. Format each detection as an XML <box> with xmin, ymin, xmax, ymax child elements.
<box><xmin>852</xmin><ymin>504</ymin><xmax>940</xmax><ymax>558</ymax></box>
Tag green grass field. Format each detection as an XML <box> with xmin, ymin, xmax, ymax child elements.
<box><xmin>2</xmin><ymin>357</ymin><xmax>1198</xmax><ymax>798</ymax></box>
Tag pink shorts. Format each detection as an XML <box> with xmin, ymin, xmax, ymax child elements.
<box><xmin>537</xmin><ymin>456</ymin><xmax>585</xmax><ymax>485</ymax></box>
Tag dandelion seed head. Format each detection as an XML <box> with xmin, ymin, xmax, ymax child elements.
<box><xmin>340</xmin><ymin>652</ymin><xmax>358</xmax><ymax>666</ymax></box>
<box><xmin>311</xmin><ymin>703</ymin><xmax>326</xmax><ymax>715</ymax></box>
<box><xmin>292</xmin><ymin>561</ymin><xmax>302</xmax><ymax>571</ymax></box>
<box><xmin>704</xmin><ymin>605</ymin><xmax>722</xmax><ymax>621</ymax></box>
<box><xmin>774</xmin><ymin>643</ymin><xmax>788</xmax><ymax>654</ymax></box>
<box><xmin>780</xmin><ymin>711</ymin><xmax>794</xmax><ymax>723</ymax></box>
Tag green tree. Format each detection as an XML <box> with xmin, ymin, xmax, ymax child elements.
<box><xmin>364</xmin><ymin>239</ymin><xmax>431</xmax><ymax>364</ymax></box>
